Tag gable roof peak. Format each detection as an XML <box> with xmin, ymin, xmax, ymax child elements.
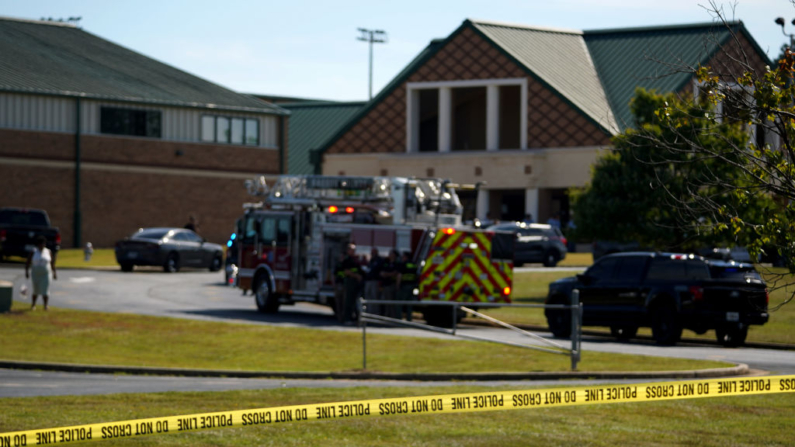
<box><xmin>466</xmin><ymin>18</ymin><xmax>582</xmax><ymax>35</ymax></box>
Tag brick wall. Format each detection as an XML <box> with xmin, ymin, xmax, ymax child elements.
<box><xmin>325</xmin><ymin>25</ymin><xmax>610</xmax><ymax>157</ymax></box>
<box><xmin>0</xmin><ymin>129</ymin><xmax>281</xmax><ymax>248</ymax></box>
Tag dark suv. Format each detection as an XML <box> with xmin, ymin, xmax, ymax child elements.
<box><xmin>487</xmin><ymin>222</ymin><xmax>567</xmax><ymax>267</ymax></box>
<box><xmin>545</xmin><ymin>252</ymin><xmax>768</xmax><ymax>346</ymax></box>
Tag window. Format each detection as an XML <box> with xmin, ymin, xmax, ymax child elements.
<box><xmin>216</xmin><ymin>117</ymin><xmax>230</xmax><ymax>143</ymax></box>
<box><xmin>173</xmin><ymin>232</ymin><xmax>190</xmax><ymax>242</ymax></box>
<box><xmin>100</xmin><ymin>107</ymin><xmax>161</xmax><ymax>138</ymax></box>
<box><xmin>452</xmin><ymin>87</ymin><xmax>487</xmax><ymax>151</ymax></box>
<box><xmin>201</xmin><ymin>116</ymin><xmax>215</xmax><ymax>142</ymax></box>
<box><xmin>260</xmin><ymin>218</ymin><xmax>276</xmax><ymax>245</ymax></box>
<box><xmin>0</xmin><ymin>209</ymin><xmax>48</xmax><ymax>226</ymax></box>
<box><xmin>586</xmin><ymin>257</ymin><xmax>619</xmax><ymax>281</ymax></box>
<box><xmin>276</xmin><ymin>218</ymin><xmax>291</xmax><ymax>247</ymax></box>
<box><xmin>202</xmin><ymin>115</ymin><xmax>260</xmax><ymax>146</ymax></box>
<box><xmin>646</xmin><ymin>259</ymin><xmax>686</xmax><ymax>280</ymax></box>
<box><xmin>231</xmin><ymin>118</ymin><xmax>244</xmax><ymax>145</ymax></box>
<box><xmin>615</xmin><ymin>258</ymin><xmax>647</xmax><ymax>282</ymax></box>
<box><xmin>182</xmin><ymin>231</ymin><xmax>204</xmax><ymax>243</ymax></box>
<box><xmin>245</xmin><ymin>119</ymin><xmax>259</xmax><ymax>145</ymax></box>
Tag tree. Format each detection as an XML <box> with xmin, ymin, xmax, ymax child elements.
<box><xmin>572</xmin><ymin>88</ymin><xmax>773</xmax><ymax>253</ymax></box>
<box><xmin>576</xmin><ymin>1</ymin><xmax>795</xmax><ymax>307</ymax></box>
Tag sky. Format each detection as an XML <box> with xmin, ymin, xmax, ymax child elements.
<box><xmin>1</xmin><ymin>0</ymin><xmax>793</xmax><ymax>101</ymax></box>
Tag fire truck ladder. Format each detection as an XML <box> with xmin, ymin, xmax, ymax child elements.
<box><xmin>247</xmin><ymin>175</ymin><xmax>395</xmax><ymax>205</ymax></box>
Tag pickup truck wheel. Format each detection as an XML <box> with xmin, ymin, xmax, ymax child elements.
<box><xmin>163</xmin><ymin>253</ymin><xmax>180</xmax><ymax>273</ymax></box>
<box><xmin>546</xmin><ymin>296</ymin><xmax>571</xmax><ymax>338</ymax></box>
<box><xmin>543</xmin><ymin>251</ymin><xmax>559</xmax><ymax>267</ymax></box>
<box><xmin>716</xmin><ymin>326</ymin><xmax>748</xmax><ymax>347</ymax></box>
<box><xmin>651</xmin><ymin>302</ymin><xmax>682</xmax><ymax>346</ymax></box>
<box><xmin>610</xmin><ymin>325</ymin><xmax>638</xmax><ymax>341</ymax></box>
<box><xmin>120</xmin><ymin>263</ymin><xmax>134</xmax><ymax>272</ymax></box>
<box><xmin>254</xmin><ymin>275</ymin><xmax>280</xmax><ymax>313</ymax></box>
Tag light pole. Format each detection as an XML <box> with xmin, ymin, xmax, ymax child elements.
<box><xmin>775</xmin><ymin>17</ymin><xmax>795</xmax><ymax>49</ymax></box>
<box><xmin>357</xmin><ymin>28</ymin><xmax>387</xmax><ymax>100</ymax></box>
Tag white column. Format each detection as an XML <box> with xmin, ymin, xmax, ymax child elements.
<box><xmin>525</xmin><ymin>188</ymin><xmax>539</xmax><ymax>222</ymax></box>
<box><xmin>486</xmin><ymin>84</ymin><xmax>499</xmax><ymax>151</ymax></box>
<box><xmin>476</xmin><ymin>188</ymin><xmax>489</xmax><ymax>222</ymax></box>
<box><xmin>407</xmin><ymin>89</ymin><xmax>420</xmax><ymax>153</ymax></box>
<box><xmin>520</xmin><ymin>79</ymin><xmax>528</xmax><ymax>150</ymax></box>
<box><xmin>438</xmin><ymin>87</ymin><xmax>452</xmax><ymax>152</ymax></box>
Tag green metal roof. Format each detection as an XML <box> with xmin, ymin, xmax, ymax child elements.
<box><xmin>583</xmin><ymin>21</ymin><xmax>768</xmax><ymax>130</ymax></box>
<box><xmin>0</xmin><ymin>17</ymin><xmax>287</xmax><ymax>115</ymax></box>
<box><xmin>471</xmin><ymin>20</ymin><xmax>619</xmax><ymax>134</ymax></box>
<box><xmin>283</xmin><ymin>101</ymin><xmax>365</xmax><ymax>174</ymax></box>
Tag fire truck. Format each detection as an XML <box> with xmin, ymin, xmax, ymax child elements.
<box><xmin>233</xmin><ymin>175</ymin><xmax>514</xmax><ymax>326</ymax></box>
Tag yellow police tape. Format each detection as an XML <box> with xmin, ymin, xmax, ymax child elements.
<box><xmin>2</xmin><ymin>375</ymin><xmax>794</xmax><ymax>446</ymax></box>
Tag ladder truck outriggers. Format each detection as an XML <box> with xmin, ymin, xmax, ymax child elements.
<box><xmin>233</xmin><ymin>175</ymin><xmax>515</xmax><ymax>326</ymax></box>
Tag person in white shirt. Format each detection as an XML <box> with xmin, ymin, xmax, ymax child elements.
<box><xmin>25</xmin><ymin>236</ymin><xmax>57</xmax><ymax>310</ymax></box>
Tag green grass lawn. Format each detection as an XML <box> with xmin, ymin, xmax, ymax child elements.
<box><xmin>2</xmin><ymin>248</ymin><xmax>119</xmax><ymax>269</ymax></box>
<box><xmin>0</xmin><ymin>302</ymin><xmax>727</xmax><ymax>373</ymax></box>
<box><xmin>1</xmin><ymin>386</ymin><xmax>793</xmax><ymax>446</ymax></box>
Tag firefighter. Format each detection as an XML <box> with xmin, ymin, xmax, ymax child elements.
<box><xmin>332</xmin><ymin>252</ymin><xmax>346</xmax><ymax>322</ymax></box>
<box><xmin>340</xmin><ymin>243</ymin><xmax>363</xmax><ymax>325</ymax></box>
<box><xmin>397</xmin><ymin>251</ymin><xmax>418</xmax><ymax>321</ymax></box>
<box><xmin>380</xmin><ymin>249</ymin><xmax>400</xmax><ymax>319</ymax></box>
<box><xmin>363</xmin><ymin>247</ymin><xmax>384</xmax><ymax>316</ymax></box>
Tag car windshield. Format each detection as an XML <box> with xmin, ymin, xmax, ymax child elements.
<box><xmin>133</xmin><ymin>229</ymin><xmax>170</xmax><ymax>240</ymax></box>
<box><xmin>0</xmin><ymin>209</ymin><xmax>48</xmax><ymax>226</ymax></box>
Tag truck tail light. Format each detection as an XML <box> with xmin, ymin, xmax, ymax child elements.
<box><xmin>503</xmin><ymin>286</ymin><xmax>511</xmax><ymax>296</ymax></box>
<box><xmin>689</xmin><ymin>286</ymin><xmax>704</xmax><ymax>301</ymax></box>
<box><xmin>345</xmin><ymin>207</ymin><xmax>354</xmax><ymax>214</ymax></box>
<box><xmin>328</xmin><ymin>206</ymin><xmax>339</xmax><ymax>214</ymax></box>
<box><xmin>55</xmin><ymin>233</ymin><xmax>61</xmax><ymax>246</ymax></box>
<box><xmin>443</xmin><ymin>228</ymin><xmax>456</xmax><ymax>235</ymax></box>
<box><xmin>0</xmin><ymin>229</ymin><xmax>5</xmax><ymax>242</ymax></box>
<box><xmin>560</xmin><ymin>236</ymin><xmax>568</xmax><ymax>246</ymax></box>
<box><xmin>765</xmin><ymin>288</ymin><xmax>770</xmax><ymax>305</ymax></box>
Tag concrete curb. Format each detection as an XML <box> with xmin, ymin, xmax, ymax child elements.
<box><xmin>0</xmin><ymin>360</ymin><xmax>749</xmax><ymax>382</ymax></box>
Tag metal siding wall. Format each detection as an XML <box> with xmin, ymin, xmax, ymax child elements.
<box><xmin>0</xmin><ymin>94</ymin><xmax>277</xmax><ymax>148</ymax></box>
<box><xmin>0</xmin><ymin>93</ymin><xmax>76</xmax><ymax>132</ymax></box>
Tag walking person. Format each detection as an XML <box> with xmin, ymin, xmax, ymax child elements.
<box><xmin>25</xmin><ymin>236</ymin><xmax>57</xmax><ymax>310</ymax></box>
<box><xmin>340</xmin><ymin>244</ymin><xmax>363</xmax><ymax>325</ymax></box>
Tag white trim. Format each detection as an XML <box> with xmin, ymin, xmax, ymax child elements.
<box><xmin>0</xmin><ymin>156</ymin><xmax>276</xmax><ymax>180</ymax></box>
<box><xmin>438</xmin><ymin>87</ymin><xmax>452</xmax><ymax>153</ymax></box>
<box><xmin>407</xmin><ymin>78</ymin><xmax>527</xmax><ymax>89</ymax></box>
<box><xmin>331</xmin><ymin>145</ymin><xmax>606</xmax><ymax>160</ymax></box>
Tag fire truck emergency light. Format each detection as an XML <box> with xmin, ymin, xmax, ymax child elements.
<box><xmin>328</xmin><ymin>206</ymin><xmax>339</xmax><ymax>213</ymax></box>
<box><xmin>345</xmin><ymin>207</ymin><xmax>354</xmax><ymax>214</ymax></box>
<box><xmin>443</xmin><ymin>228</ymin><xmax>456</xmax><ymax>235</ymax></box>
<box><xmin>503</xmin><ymin>286</ymin><xmax>511</xmax><ymax>295</ymax></box>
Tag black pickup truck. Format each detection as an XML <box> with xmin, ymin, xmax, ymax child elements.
<box><xmin>545</xmin><ymin>252</ymin><xmax>769</xmax><ymax>346</ymax></box>
<box><xmin>0</xmin><ymin>208</ymin><xmax>61</xmax><ymax>259</ymax></box>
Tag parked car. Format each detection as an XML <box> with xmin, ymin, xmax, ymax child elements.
<box><xmin>545</xmin><ymin>252</ymin><xmax>768</xmax><ymax>346</ymax></box>
<box><xmin>0</xmin><ymin>207</ymin><xmax>60</xmax><ymax>259</ymax></box>
<box><xmin>487</xmin><ymin>222</ymin><xmax>567</xmax><ymax>267</ymax></box>
<box><xmin>115</xmin><ymin>228</ymin><xmax>223</xmax><ymax>273</ymax></box>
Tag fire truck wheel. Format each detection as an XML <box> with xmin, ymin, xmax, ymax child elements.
<box><xmin>254</xmin><ymin>275</ymin><xmax>280</xmax><ymax>313</ymax></box>
<box><xmin>209</xmin><ymin>254</ymin><xmax>223</xmax><ymax>272</ymax></box>
<box><xmin>163</xmin><ymin>253</ymin><xmax>180</xmax><ymax>273</ymax></box>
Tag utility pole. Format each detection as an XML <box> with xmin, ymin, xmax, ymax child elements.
<box><xmin>357</xmin><ymin>28</ymin><xmax>387</xmax><ymax>100</ymax></box>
